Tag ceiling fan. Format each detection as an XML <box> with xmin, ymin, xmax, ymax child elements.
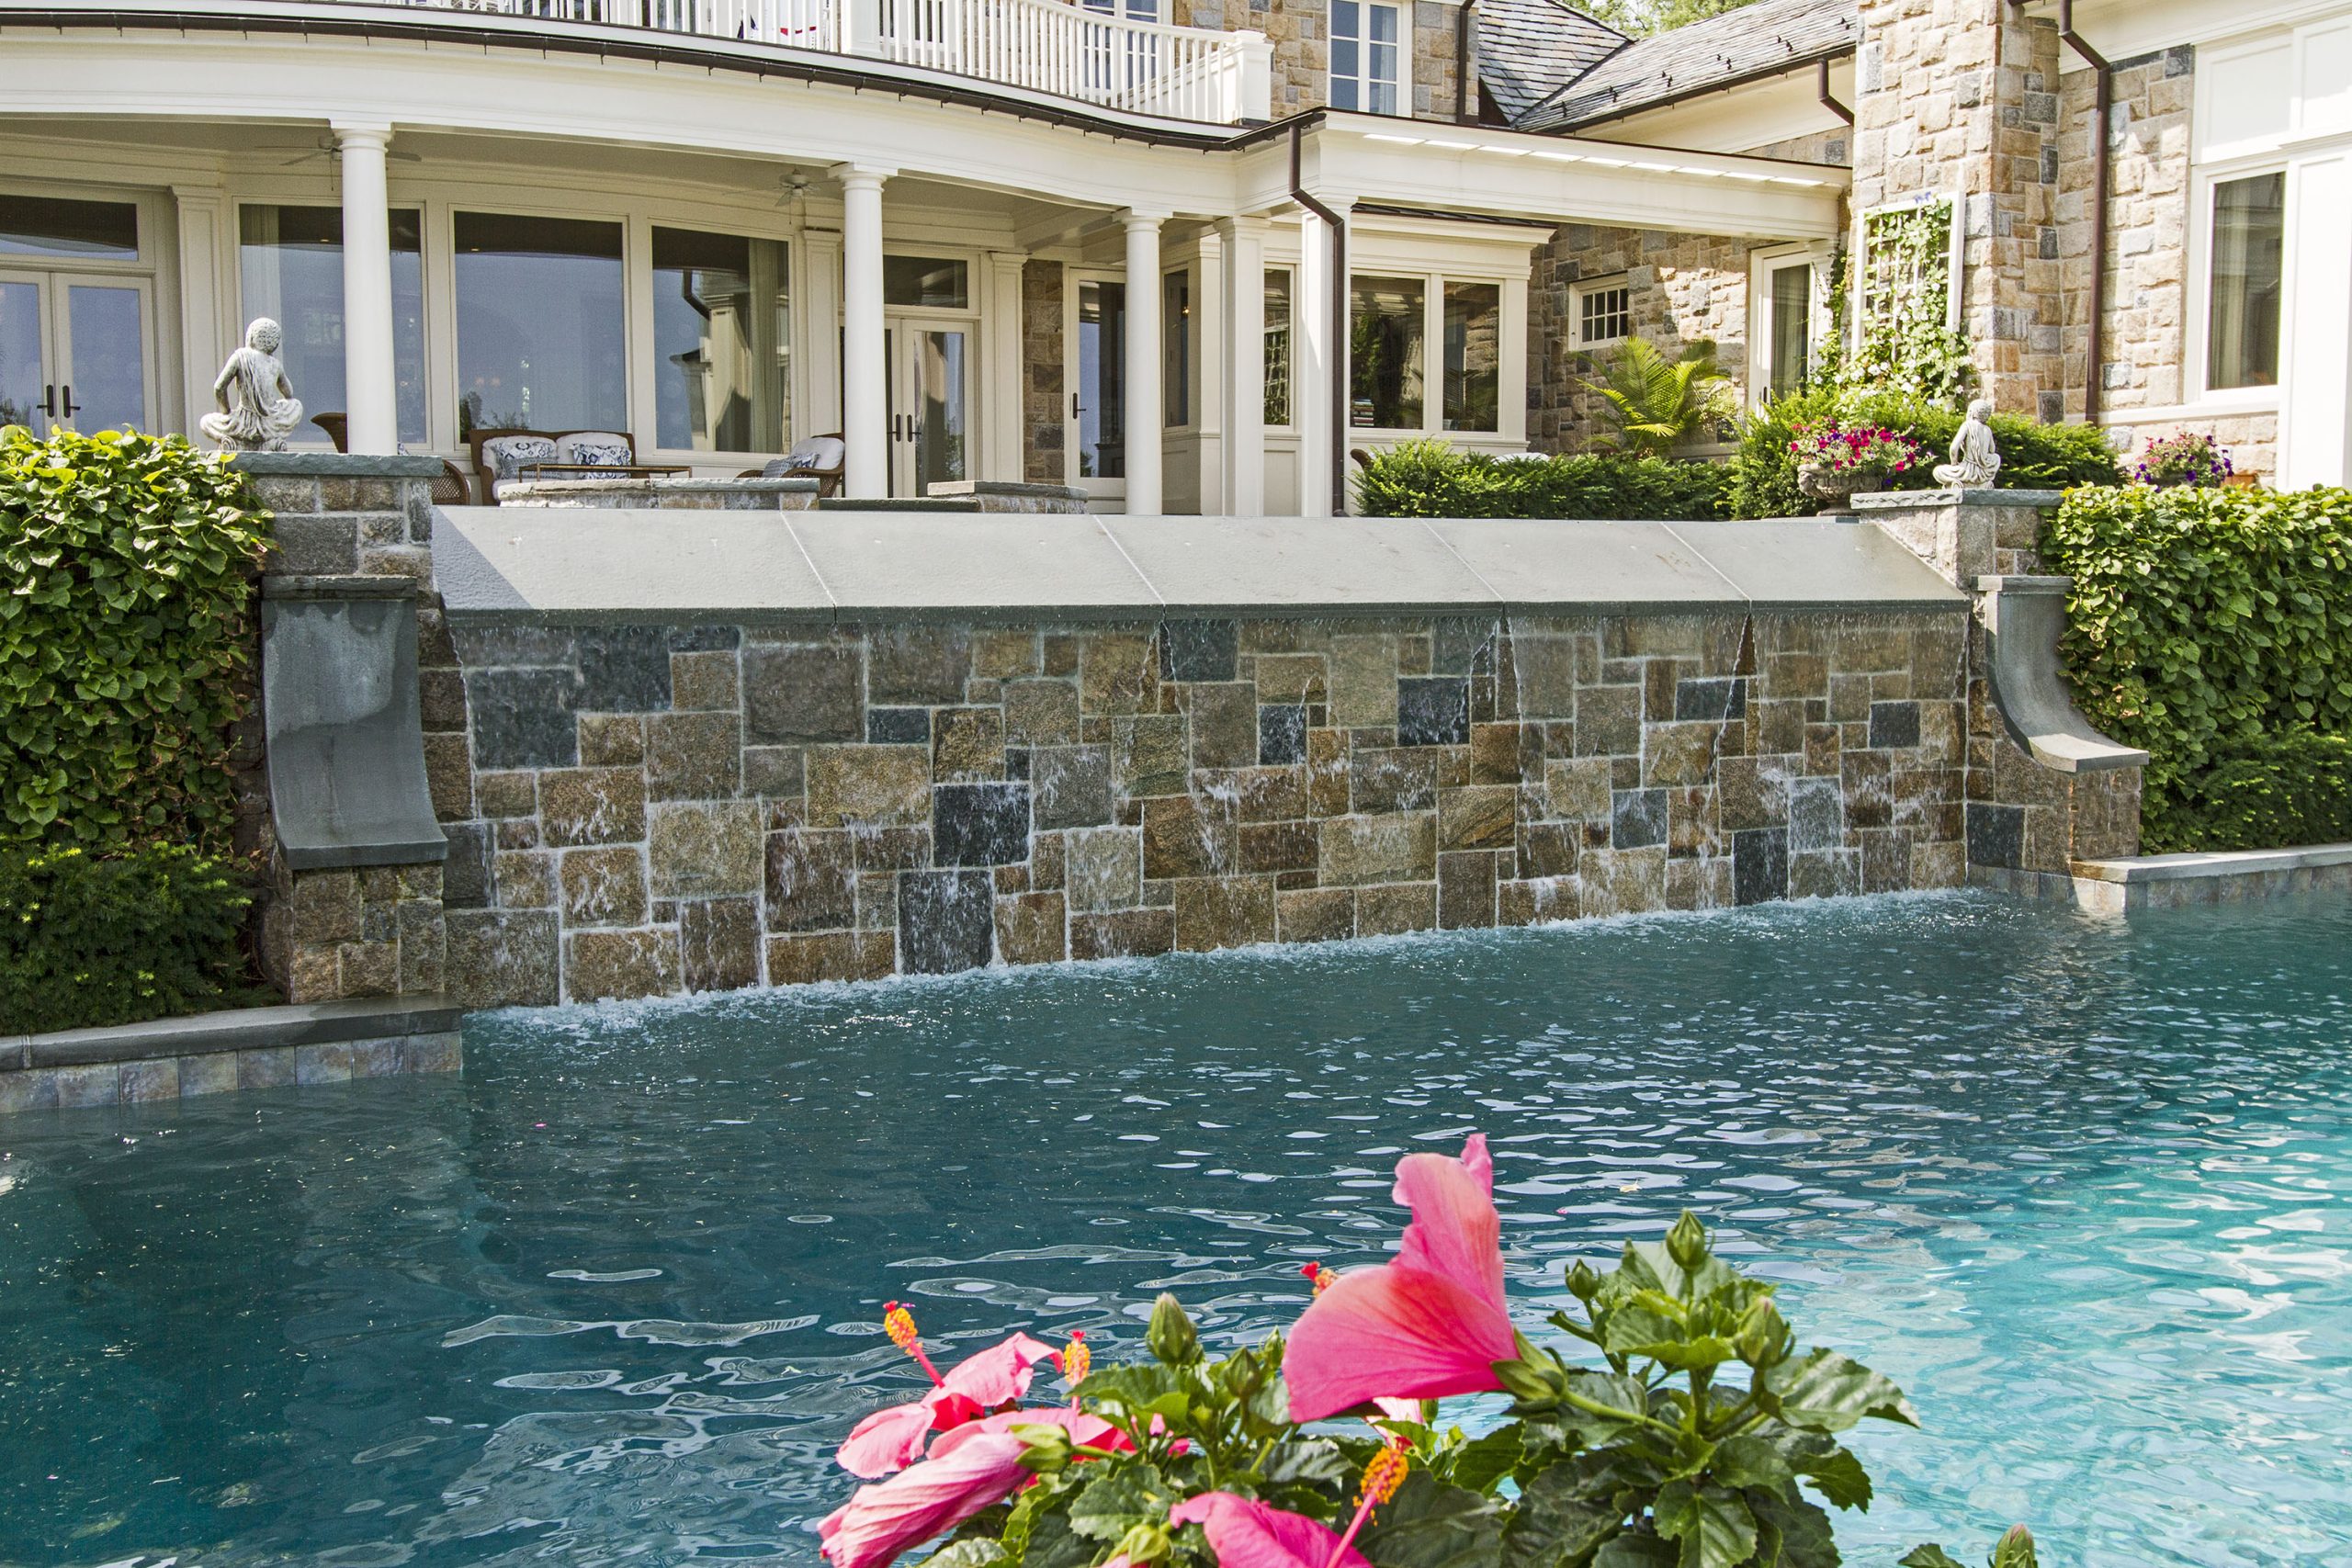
<box><xmin>257</xmin><ymin>136</ymin><xmax>428</xmax><ymax>169</ymax></box>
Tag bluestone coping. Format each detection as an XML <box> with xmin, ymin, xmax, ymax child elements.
<box><xmin>2072</xmin><ymin>842</ymin><xmax>2352</xmax><ymax>884</ymax></box>
<box><xmin>1850</xmin><ymin>487</ymin><xmax>2070</xmax><ymax>511</ymax></box>
<box><xmin>232</xmin><ymin>451</ymin><xmax>448</xmax><ymax>479</ymax></box>
<box><xmin>5</xmin><ymin>995</ymin><xmax>463</xmax><ymax>1073</ymax></box>
<box><xmin>434</xmin><ymin>510</ymin><xmax>1969</xmax><ymax>623</ymax></box>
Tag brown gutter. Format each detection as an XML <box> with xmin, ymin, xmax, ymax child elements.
<box><xmin>2054</xmin><ymin>0</ymin><xmax>2111</xmax><ymax>423</ymax></box>
<box><xmin>1455</xmin><ymin>0</ymin><xmax>1476</xmax><ymax>123</ymax></box>
<box><xmin>1817</xmin><ymin>56</ymin><xmax>1852</xmax><ymax>123</ymax></box>
<box><xmin>1289</xmin><ymin>122</ymin><xmax>1350</xmax><ymax>513</ymax></box>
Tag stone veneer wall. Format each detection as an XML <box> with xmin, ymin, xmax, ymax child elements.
<box><xmin>1173</xmin><ymin>0</ymin><xmax>1459</xmax><ymax>119</ymax></box>
<box><xmin>1023</xmin><ymin>260</ymin><xmax>1066</xmax><ymax>485</ymax></box>
<box><xmin>428</xmin><ymin>609</ymin><xmax>1972</xmax><ymax>1007</ymax></box>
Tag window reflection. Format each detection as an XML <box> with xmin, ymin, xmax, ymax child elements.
<box><xmin>453</xmin><ymin>211</ymin><xmax>626</xmax><ymax>434</ymax></box>
<box><xmin>238</xmin><ymin>204</ymin><xmax>426</xmax><ymax>444</ymax></box>
<box><xmin>653</xmin><ymin>227</ymin><xmax>790</xmax><ymax>453</ymax></box>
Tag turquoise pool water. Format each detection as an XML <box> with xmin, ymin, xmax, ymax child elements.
<box><xmin>3</xmin><ymin>892</ymin><xmax>2348</xmax><ymax>1567</ymax></box>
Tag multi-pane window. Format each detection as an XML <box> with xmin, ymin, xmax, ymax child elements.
<box><xmin>1576</xmin><ymin>279</ymin><xmax>1631</xmax><ymax>347</ymax></box>
<box><xmin>2208</xmin><ymin>172</ymin><xmax>2284</xmax><ymax>391</ymax></box>
<box><xmin>1264</xmin><ymin>269</ymin><xmax>1293</xmax><ymax>427</ymax></box>
<box><xmin>1350</xmin><ymin>275</ymin><xmax>1425</xmax><ymax>429</ymax></box>
<box><xmin>453</xmin><ymin>211</ymin><xmax>626</xmax><ymax>434</ymax></box>
<box><xmin>236</xmin><ymin>204</ymin><xmax>428</xmax><ymax>444</ymax></box>
<box><xmin>1442</xmin><ymin>283</ymin><xmax>1500</xmax><ymax>432</ymax></box>
<box><xmin>1329</xmin><ymin>0</ymin><xmax>1401</xmax><ymax>116</ymax></box>
<box><xmin>651</xmin><ymin>226</ymin><xmax>789</xmax><ymax>453</ymax></box>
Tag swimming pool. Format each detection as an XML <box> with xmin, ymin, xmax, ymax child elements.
<box><xmin>2</xmin><ymin>891</ymin><xmax>2346</xmax><ymax>1567</ymax></box>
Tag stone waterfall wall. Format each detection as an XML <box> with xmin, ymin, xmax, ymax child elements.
<box><xmin>429</xmin><ymin>609</ymin><xmax>1972</xmax><ymax>1008</ymax></box>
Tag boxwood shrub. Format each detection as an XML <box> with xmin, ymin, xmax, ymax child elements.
<box><xmin>1354</xmin><ymin>438</ymin><xmax>1733</xmax><ymax>520</ymax></box>
<box><xmin>2041</xmin><ymin>484</ymin><xmax>2352</xmax><ymax>852</ymax></box>
<box><xmin>1</xmin><ymin>845</ymin><xmax>261</xmax><ymax>1033</ymax></box>
<box><xmin>1728</xmin><ymin>388</ymin><xmax>2124</xmax><ymax>518</ymax></box>
<box><xmin>0</xmin><ymin>425</ymin><xmax>272</xmax><ymax>856</ymax></box>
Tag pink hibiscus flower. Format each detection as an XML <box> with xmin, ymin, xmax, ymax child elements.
<box><xmin>838</xmin><ymin>1310</ymin><xmax>1064</xmax><ymax>1478</ymax></box>
<box><xmin>1282</xmin><ymin>1134</ymin><xmax>1517</xmax><ymax>1422</ymax></box>
<box><xmin>819</xmin><ymin>1408</ymin><xmax>1131</xmax><ymax>1568</ymax></box>
<box><xmin>1168</xmin><ymin>1492</ymin><xmax>1374</xmax><ymax>1568</ymax></box>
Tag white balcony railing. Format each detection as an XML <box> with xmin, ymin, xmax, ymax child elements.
<box><xmin>404</xmin><ymin>0</ymin><xmax>1272</xmax><ymax>122</ymax></box>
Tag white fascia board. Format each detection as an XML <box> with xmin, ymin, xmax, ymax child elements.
<box><xmin>0</xmin><ymin>32</ymin><xmax>1242</xmax><ymax>218</ymax></box>
<box><xmin>1574</xmin><ymin>64</ymin><xmax>1858</xmax><ymax>156</ymax></box>
<box><xmin>2033</xmin><ymin>0</ymin><xmax>2352</xmax><ymax>68</ymax></box>
<box><xmin>1309</xmin><ymin>119</ymin><xmax>1849</xmax><ymax>241</ymax></box>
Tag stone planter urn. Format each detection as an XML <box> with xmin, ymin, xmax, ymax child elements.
<box><xmin>1796</xmin><ymin>463</ymin><xmax>1886</xmax><ymax>506</ymax></box>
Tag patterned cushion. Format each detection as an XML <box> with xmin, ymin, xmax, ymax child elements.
<box><xmin>556</xmin><ymin>433</ymin><xmax>635</xmax><ymax>469</ymax></box>
<box><xmin>481</xmin><ymin>434</ymin><xmax>558</xmax><ymax>484</ymax></box>
<box><xmin>764</xmin><ymin>436</ymin><xmax>843</xmax><ymax>476</ymax></box>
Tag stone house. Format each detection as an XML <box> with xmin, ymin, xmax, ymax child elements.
<box><xmin>0</xmin><ymin>0</ymin><xmax>2335</xmax><ymax>499</ymax></box>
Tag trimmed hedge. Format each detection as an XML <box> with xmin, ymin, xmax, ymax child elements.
<box><xmin>1</xmin><ymin>845</ymin><xmax>260</xmax><ymax>1033</ymax></box>
<box><xmin>2166</xmin><ymin>731</ymin><xmax>2352</xmax><ymax>852</ymax></box>
<box><xmin>1727</xmin><ymin>388</ymin><xmax>2124</xmax><ymax>518</ymax></box>
<box><xmin>1354</xmin><ymin>439</ymin><xmax>1733</xmax><ymax>520</ymax></box>
<box><xmin>2041</xmin><ymin>484</ymin><xmax>2352</xmax><ymax>852</ymax></box>
<box><xmin>0</xmin><ymin>426</ymin><xmax>272</xmax><ymax>856</ymax></box>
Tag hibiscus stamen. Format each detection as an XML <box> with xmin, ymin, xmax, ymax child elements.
<box><xmin>882</xmin><ymin>1302</ymin><xmax>945</xmax><ymax>1387</ymax></box>
<box><xmin>1300</xmin><ymin>1262</ymin><xmax>1336</xmax><ymax>1296</ymax></box>
<box><xmin>1324</xmin><ymin>1439</ymin><xmax>1409</xmax><ymax>1568</ymax></box>
<box><xmin>1061</xmin><ymin>1331</ymin><xmax>1091</xmax><ymax>1393</ymax></box>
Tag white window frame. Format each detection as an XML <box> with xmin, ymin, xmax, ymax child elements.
<box><xmin>1570</xmin><ymin>274</ymin><xmax>1632</xmax><ymax>350</ymax></box>
<box><xmin>1347</xmin><ymin>265</ymin><xmax>1515</xmax><ymax>438</ymax></box>
<box><xmin>2186</xmin><ymin>160</ymin><xmax>2290</xmax><ymax>409</ymax></box>
<box><xmin>1329</xmin><ymin>0</ymin><xmax>1409</xmax><ymax>118</ymax></box>
<box><xmin>1746</xmin><ymin>243</ymin><xmax>1832</xmax><ymax>409</ymax></box>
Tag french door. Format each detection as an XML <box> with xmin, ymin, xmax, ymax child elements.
<box><xmin>1063</xmin><ymin>272</ymin><xmax>1126</xmax><ymax>506</ymax></box>
<box><xmin>0</xmin><ymin>270</ymin><xmax>153</xmax><ymax>435</ymax></box>
<box><xmin>885</xmin><ymin>316</ymin><xmax>971</xmax><ymax>499</ymax></box>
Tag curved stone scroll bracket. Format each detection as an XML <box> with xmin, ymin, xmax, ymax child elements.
<box><xmin>1974</xmin><ymin>574</ymin><xmax>2149</xmax><ymax>773</ymax></box>
<box><xmin>262</xmin><ymin>578</ymin><xmax>449</xmax><ymax>870</ymax></box>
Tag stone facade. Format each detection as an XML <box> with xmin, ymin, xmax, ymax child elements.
<box><xmin>427</xmin><ymin>607</ymin><xmax>1973</xmax><ymax>1006</ymax></box>
<box><xmin>1175</xmin><ymin>0</ymin><xmax>1459</xmax><ymax>119</ymax></box>
<box><xmin>1023</xmin><ymin>259</ymin><xmax>1066</xmax><ymax>485</ymax></box>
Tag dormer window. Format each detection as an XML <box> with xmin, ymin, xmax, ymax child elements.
<box><xmin>1330</xmin><ymin>0</ymin><xmax>1403</xmax><ymax>116</ymax></box>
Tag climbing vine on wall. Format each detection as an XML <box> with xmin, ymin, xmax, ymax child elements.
<box><xmin>1843</xmin><ymin>199</ymin><xmax>1973</xmax><ymax>404</ymax></box>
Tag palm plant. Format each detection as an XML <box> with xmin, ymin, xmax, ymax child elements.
<box><xmin>1582</xmin><ymin>335</ymin><xmax>1738</xmax><ymax>456</ymax></box>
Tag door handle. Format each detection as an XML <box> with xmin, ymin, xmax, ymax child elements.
<box><xmin>41</xmin><ymin>383</ymin><xmax>56</xmax><ymax>418</ymax></box>
<box><xmin>60</xmin><ymin>385</ymin><xmax>80</xmax><ymax>418</ymax></box>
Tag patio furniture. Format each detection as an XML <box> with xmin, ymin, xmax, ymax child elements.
<box><xmin>519</xmin><ymin>461</ymin><xmax>692</xmax><ymax>481</ymax></box>
<box><xmin>310</xmin><ymin>411</ymin><xmax>471</xmax><ymax>505</ymax></box>
<box><xmin>741</xmin><ymin>432</ymin><xmax>847</xmax><ymax>499</ymax></box>
<box><xmin>467</xmin><ymin>427</ymin><xmax>650</xmax><ymax>502</ymax></box>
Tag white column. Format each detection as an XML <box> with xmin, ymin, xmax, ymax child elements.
<box><xmin>1122</xmin><ymin>209</ymin><xmax>1166</xmax><ymax>515</ymax></box>
<box><xmin>2279</xmin><ymin>152</ymin><xmax>2352</xmax><ymax>488</ymax></box>
<box><xmin>1217</xmin><ymin>216</ymin><xmax>1268</xmax><ymax>517</ymax></box>
<box><xmin>170</xmin><ymin>185</ymin><xmax>232</xmax><ymax>441</ymax></box>
<box><xmin>1295</xmin><ymin>200</ymin><xmax>1350</xmax><ymax>518</ymax></box>
<box><xmin>838</xmin><ymin>165</ymin><xmax>890</xmax><ymax>500</ymax></box>
<box><xmin>983</xmin><ymin>249</ymin><xmax>1027</xmax><ymax>481</ymax></box>
<box><xmin>335</xmin><ymin>123</ymin><xmax>400</xmax><ymax>453</ymax></box>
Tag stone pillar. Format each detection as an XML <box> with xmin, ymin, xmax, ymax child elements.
<box><xmin>1122</xmin><ymin>209</ymin><xmax>1166</xmax><ymax>515</ymax></box>
<box><xmin>1855</xmin><ymin>489</ymin><xmax>2144</xmax><ymax>888</ymax></box>
<box><xmin>838</xmin><ymin>165</ymin><xmax>891</xmax><ymax>501</ymax></box>
<box><xmin>1854</xmin><ymin>0</ymin><xmax>2066</xmax><ymax>420</ymax></box>
<box><xmin>334</xmin><ymin>123</ymin><xmax>401</xmax><ymax>454</ymax></box>
<box><xmin>1218</xmin><ymin>215</ymin><xmax>1269</xmax><ymax>516</ymax></box>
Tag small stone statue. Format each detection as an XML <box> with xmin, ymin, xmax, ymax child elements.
<box><xmin>1933</xmin><ymin>398</ymin><xmax>2002</xmax><ymax>488</ymax></box>
<box><xmin>200</xmin><ymin>318</ymin><xmax>304</xmax><ymax>452</ymax></box>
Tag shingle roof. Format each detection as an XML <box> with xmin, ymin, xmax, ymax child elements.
<box><xmin>1508</xmin><ymin>0</ymin><xmax>1858</xmax><ymax>133</ymax></box>
<box><xmin>1472</xmin><ymin>0</ymin><xmax>1631</xmax><ymax>125</ymax></box>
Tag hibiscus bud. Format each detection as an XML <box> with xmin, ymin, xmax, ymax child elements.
<box><xmin>1491</xmin><ymin>1333</ymin><xmax>1567</xmax><ymax>1407</ymax></box>
<box><xmin>1147</xmin><ymin>1294</ymin><xmax>1201</xmax><ymax>1366</ymax></box>
<box><xmin>1992</xmin><ymin>1525</ymin><xmax>2040</xmax><ymax>1568</ymax></box>
<box><xmin>1666</xmin><ymin>1211</ymin><xmax>1711</xmax><ymax>1272</ymax></box>
<box><xmin>1565</xmin><ymin>1259</ymin><xmax>1601</xmax><ymax>1301</ymax></box>
<box><xmin>1112</xmin><ymin>1522</ymin><xmax>1172</xmax><ymax>1565</ymax></box>
<box><xmin>1734</xmin><ymin>1297</ymin><xmax>1790</xmax><ymax>1369</ymax></box>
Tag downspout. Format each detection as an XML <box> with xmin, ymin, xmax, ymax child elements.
<box><xmin>1455</xmin><ymin>0</ymin><xmax>1477</xmax><ymax>123</ymax></box>
<box><xmin>1817</xmin><ymin>55</ymin><xmax>1852</xmax><ymax>124</ymax></box>
<box><xmin>1290</xmin><ymin>121</ymin><xmax>1350</xmax><ymax>513</ymax></box>
<box><xmin>2056</xmin><ymin>0</ymin><xmax>2111</xmax><ymax>424</ymax></box>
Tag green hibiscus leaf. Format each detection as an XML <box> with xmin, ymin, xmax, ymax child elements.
<box><xmin>1503</xmin><ymin>1453</ymin><xmax>1626</xmax><ymax>1568</ymax></box>
<box><xmin>919</xmin><ymin>1541</ymin><xmax>1009</xmax><ymax>1568</ymax></box>
<box><xmin>1895</xmin><ymin>1549</ymin><xmax>1969</xmax><ymax>1568</ymax></box>
<box><xmin>1706</xmin><ymin>1435</ymin><xmax>1792</xmax><ymax>1493</ymax></box>
<box><xmin>1442</xmin><ymin>1423</ymin><xmax>1523</xmax><ymax>1495</ymax></box>
<box><xmin>1354</xmin><ymin>1472</ymin><xmax>1506</xmax><ymax>1568</ymax></box>
<box><xmin>1758</xmin><ymin>1350</ymin><xmax>1917</xmax><ymax>1432</ymax></box>
<box><xmin>1066</xmin><ymin>1463</ymin><xmax>1168</xmax><ymax>1542</ymax></box>
<box><xmin>1653</xmin><ymin>1481</ymin><xmax>1756</xmax><ymax>1568</ymax></box>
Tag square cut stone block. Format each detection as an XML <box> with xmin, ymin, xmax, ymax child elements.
<box><xmin>1734</xmin><ymin>827</ymin><xmax>1790</xmax><ymax>906</ymax></box>
<box><xmin>766</xmin><ymin>930</ymin><xmax>896</xmax><ymax>986</ymax></box>
<box><xmin>1160</xmin><ymin>619</ymin><xmax>1238</xmax><ymax>682</ymax></box>
<box><xmin>681</xmin><ymin>897</ymin><xmax>762</xmax><ymax>992</ymax></box>
<box><xmin>1252</xmin><ymin>653</ymin><xmax>1329</xmax><ymax>705</ymax></box>
<box><xmin>1439</xmin><ymin>850</ymin><xmax>1499</xmax><ymax>929</ymax></box>
<box><xmin>1397</xmin><ymin>677</ymin><xmax>1471</xmax><ymax>747</ymax></box>
<box><xmin>1113</xmin><ymin>715</ymin><xmax>1189</xmax><ymax>799</ymax></box>
<box><xmin>1259</xmin><ymin>704</ymin><xmax>1307</xmax><ymax>766</ymax></box>
<box><xmin>807</xmin><ymin>746</ymin><xmax>933</xmax><ymax>828</ymax></box>
<box><xmin>539</xmin><ymin>769</ymin><xmax>647</xmax><ymax>847</ymax></box>
<box><xmin>743</xmin><ymin>645</ymin><xmax>864</xmax><ymax>743</ymax></box>
<box><xmin>868</xmin><ymin>706</ymin><xmax>931</xmax><ymax>745</ymax></box>
<box><xmin>1034</xmin><ymin>745</ymin><xmax>1114</xmax><ymax>829</ymax></box>
<box><xmin>645</xmin><ymin>711</ymin><xmax>742</xmax><ymax>801</ymax></box>
<box><xmin>995</xmin><ymin>891</ymin><xmax>1069</xmax><ymax>966</ymax></box>
<box><xmin>1080</xmin><ymin>632</ymin><xmax>1157</xmax><ymax>715</ymax></box>
<box><xmin>1069</xmin><ymin>908</ymin><xmax>1175</xmax><ymax>961</ymax></box>
<box><xmin>1143</xmin><ymin>795</ymin><xmax>1236</xmax><ymax>880</ymax></box>
<box><xmin>1066</xmin><ymin>826</ymin><xmax>1144</xmax><ymax>912</ymax></box>
<box><xmin>1174</xmin><ymin>875</ymin><xmax>1276</xmax><ymax>952</ymax></box>
<box><xmin>467</xmin><ymin>669</ymin><xmax>581</xmax><ymax>771</ymax></box>
<box><xmin>670</xmin><ymin>649</ymin><xmax>741</xmax><ymax>711</ymax></box>
<box><xmin>1276</xmin><ymin>887</ymin><xmax>1356</xmax><ymax>943</ymax></box>
<box><xmin>1579</xmin><ymin>845</ymin><xmax>1668</xmax><ymax>917</ymax></box>
<box><xmin>649</xmin><ymin>801</ymin><xmax>764</xmax><ymax>897</ymax></box>
<box><xmin>975</xmin><ymin>628</ymin><xmax>1042</xmax><ymax>680</ymax></box>
<box><xmin>1239</xmin><ymin>820</ymin><xmax>1319</xmax><ymax>874</ymax></box>
<box><xmin>566</xmin><ymin>929</ymin><xmax>681</xmax><ymax>1001</ymax></box>
<box><xmin>1003</xmin><ymin>680</ymin><xmax>1081</xmax><ymax>746</ymax></box>
<box><xmin>1189</xmin><ymin>682</ymin><xmax>1259</xmax><ymax>770</ymax></box>
<box><xmin>1788</xmin><ymin>776</ymin><xmax>1847</xmax><ymax>854</ymax></box>
<box><xmin>868</xmin><ymin>626</ymin><xmax>971</xmax><ymax>705</ymax></box>
<box><xmin>1329</xmin><ymin>635</ymin><xmax>1399</xmax><ymax>728</ymax></box>
<box><xmin>1320</xmin><ymin>812</ymin><xmax>1436</xmax><ymax>887</ymax></box>
<box><xmin>899</xmin><ymin>868</ymin><xmax>997</xmax><ymax>974</ymax></box>
<box><xmin>765</xmin><ymin>828</ymin><xmax>857</xmax><ymax>931</ymax></box>
<box><xmin>1498</xmin><ymin>874</ymin><xmax>1577</xmax><ymax>927</ymax></box>
<box><xmin>560</xmin><ymin>846</ymin><xmax>649</xmax><ymax>928</ymax></box>
<box><xmin>578</xmin><ymin>713</ymin><xmax>647</xmax><ymax>767</ymax></box>
<box><xmin>1645</xmin><ymin>721</ymin><xmax>1720</xmax><ymax>787</ymax></box>
<box><xmin>933</xmin><ymin>707</ymin><xmax>1008</xmax><ymax>783</ymax></box>
<box><xmin>1869</xmin><ymin>700</ymin><xmax>1922</xmax><ymax>750</ymax></box>
<box><xmin>1545</xmin><ymin>758</ymin><xmax>1612</xmax><ymax>822</ymax></box>
<box><xmin>1574</xmin><ymin>686</ymin><xmax>1642</xmax><ymax>757</ymax></box>
<box><xmin>1611</xmin><ymin>789</ymin><xmax>1669</xmax><ymax>851</ymax></box>
<box><xmin>1357</xmin><ymin>882</ymin><xmax>1437</xmax><ymax>936</ymax></box>
<box><xmin>446</xmin><ymin>909</ymin><xmax>560</xmax><ymax>1008</ymax></box>
<box><xmin>934</xmin><ymin>783</ymin><xmax>1034</xmax><ymax>867</ymax></box>
<box><xmin>1439</xmin><ymin>784</ymin><xmax>1516</xmax><ymax>852</ymax></box>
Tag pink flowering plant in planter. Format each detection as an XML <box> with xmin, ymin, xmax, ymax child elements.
<box><xmin>2132</xmin><ymin>431</ymin><xmax>2233</xmax><ymax>489</ymax></box>
<box><xmin>819</xmin><ymin>1134</ymin><xmax>2006</xmax><ymax>1568</ymax></box>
